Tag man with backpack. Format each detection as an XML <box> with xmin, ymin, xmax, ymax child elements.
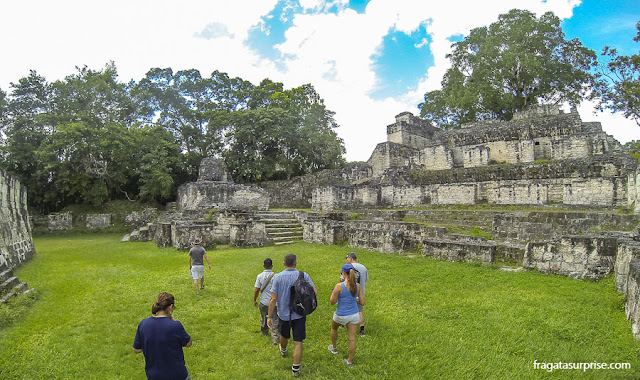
<box><xmin>267</xmin><ymin>253</ymin><xmax>317</xmax><ymax>378</ymax></box>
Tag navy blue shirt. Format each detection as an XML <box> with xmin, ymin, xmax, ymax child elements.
<box><xmin>133</xmin><ymin>316</ymin><xmax>191</xmax><ymax>380</ymax></box>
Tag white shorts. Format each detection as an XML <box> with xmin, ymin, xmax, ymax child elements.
<box><xmin>333</xmin><ymin>312</ymin><xmax>359</xmax><ymax>326</ymax></box>
<box><xmin>190</xmin><ymin>265</ymin><xmax>205</xmax><ymax>280</ymax></box>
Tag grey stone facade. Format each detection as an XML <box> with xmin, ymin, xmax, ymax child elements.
<box><xmin>0</xmin><ymin>169</ymin><xmax>35</xmax><ymax>270</ymax></box>
<box><xmin>311</xmin><ymin>108</ymin><xmax>640</xmax><ymax>212</ymax></box>
<box><xmin>48</xmin><ymin>212</ymin><xmax>73</xmax><ymax>231</ymax></box>
<box><xmin>86</xmin><ymin>214</ymin><xmax>113</xmax><ymax>229</ymax></box>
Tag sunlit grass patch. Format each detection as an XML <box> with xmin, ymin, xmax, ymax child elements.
<box><xmin>0</xmin><ymin>234</ymin><xmax>638</xmax><ymax>379</ymax></box>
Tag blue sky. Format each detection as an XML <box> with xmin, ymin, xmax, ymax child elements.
<box><xmin>1</xmin><ymin>0</ymin><xmax>639</xmax><ymax>161</ymax></box>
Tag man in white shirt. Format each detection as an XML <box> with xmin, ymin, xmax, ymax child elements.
<box><xmin>253</xmin><ymin>258</ymin><xmax>279</xmax><ymax>345</ymax></box>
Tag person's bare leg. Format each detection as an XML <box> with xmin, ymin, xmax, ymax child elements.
<box><xmin>331</xmin><ymin>320</ymin><xmax>339</xmax><ymax>347</ymax></box>
<box><xmin>346</xmin><ymin>323</ymin><xmax>357</xmax><ymax>364</ymax></box>
<box><xmin>200</xmin><ymin>276</ymin><xmax>205</xmax><ymax>289</ymax></box>
<box><xmin>193</xmin><ymin>279</ymin><xmax>199</xmax><ymax>294</ymax></box>
<box><xmin>293</xmin><ymin>341</ymin><xmax>303</xmax><ymax>365</ymax></box>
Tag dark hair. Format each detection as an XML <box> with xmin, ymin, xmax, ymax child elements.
<box><xmin>284</xmin><ymin>253</ymin><xmax>297</xmax><ymax>267</ymax></box>
<box><xmin>346</xmin><ymin>252</ymin><xmax>357</xmax><ymax>260</ymax></box>
<box><xmin>152</xmin><ymin>292</ymin><xmax>174</xmax><ymax>315</ymax></box>
<box><xmin>264</xmin><ymin>258</ymin><xmax>273</xmax><ymax>268</ymax></box>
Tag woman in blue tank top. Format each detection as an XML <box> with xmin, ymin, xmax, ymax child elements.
<box><xmin>328</xmin><ymin>263</ymin><xmax>365</xmax><ymax>366</ymax></box>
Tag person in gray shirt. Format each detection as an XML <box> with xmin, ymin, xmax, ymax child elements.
<box><xmin>345</xmin><ymin>252</ymin><xmax>369</xmax><ymax>337</ymax></box>
<box><xmin>189</xmin><ymin>239</ymin><xmax>211</xmax><ymax>295</ymax></box>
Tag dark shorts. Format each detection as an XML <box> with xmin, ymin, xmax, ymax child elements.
<box><xmin>279</xmin><ymin>316</ymin><xmax>306</xmax><ymax>342</ymax></box>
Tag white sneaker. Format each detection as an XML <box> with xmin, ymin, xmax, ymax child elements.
<box><xmin>327</xmin><ymin>344</ymin><xmax>338</xmax><ymax>354</ymax></box>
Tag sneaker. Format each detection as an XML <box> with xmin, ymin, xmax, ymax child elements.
<box><xmin>327</xmin><ymin>344</ymin><xmax>338</xmax><ymax>354</ymax></box>
<box><xmin>293</xmin><ymin>369</ymin><xmax>300</xmax><ymax>378</ymax></box>
<box><xmin>279</xmin><ymin>345</ymin><xmax>288</xmax><ymax>357</ymax></box>
<box><xmin>344</xmin><ymin>358</ymin><xmax>353</xmax><ymax>367</ymax></box>
<box><xmin>359</xmin><ymin>330</ymin><xmax>365</xmax><ymax>337</ymax></box>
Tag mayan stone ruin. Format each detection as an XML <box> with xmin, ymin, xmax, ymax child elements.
<box><xmin>0</xmin><ymin>168</ymin><xmax>35</xmax><ymax>303</ymax></box>
<box><xmin>121</xmin><ymin>106</ymin><xmax>640</xmax><ymax>337</ymax></box>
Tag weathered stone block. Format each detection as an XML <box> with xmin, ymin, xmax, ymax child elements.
<box><xmin>86</xmin><ymin>214</ymin><xmax>112</xmax><ymax>229</ymax></box>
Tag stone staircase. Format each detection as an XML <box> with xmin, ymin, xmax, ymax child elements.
<box><xmin>0</xmin><ymin>266</ymin><xmax>32</xmax><ymax>304</ymax></box>
<box><xmin>122</xmin><ymin>223</ymin><xmax>156</xmax><ymax>242</ymax></box>
<box><xmin>257</xmin><ymin>211</ymin><xmax>304</xmax><ymax>246</ymax></box>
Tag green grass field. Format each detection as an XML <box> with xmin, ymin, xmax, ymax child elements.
<box><xmin>1</xmin><ymin>234</ymin><xmax>639</xmax><ymax>379</ymax></box>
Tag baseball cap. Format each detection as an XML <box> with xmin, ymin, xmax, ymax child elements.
<box><xmin>342</xmin><ymin>264</ymin><xmax>354</xmax><ymax>273</ymax></box>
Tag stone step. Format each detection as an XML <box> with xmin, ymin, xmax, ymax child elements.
<box><xmin>0</xmin><ymin>276</ymin><xmax>20</xmax><ymax>295</ymax></box>
<box><xmin>265</xmin><ymin>226</ymin><xmax>303</xmax><ymax>232</ymax></box>
<box><xmin>0</xmin><ymin>269</ymin><xmax>13</xmax><ymax>283</ymax></box>
<box><xmin>121</xmin><ymin>234</ymin><xmax>131</xmax><ymax>242</ymax></box>
<box><xmin>274</xmin><ymin>240</ymin><xmax>298</xmax><ymax>246</ymax></box>
<box><xmin>267</xmin><ymin>230</ymin><xmax>303</xmax><ymax>237</ymax></box>
<box><xmin>264</xmin><ymin>222</ymin><xmax>301</xmax><ymax>228</ymax></box>
<box><xmin>262</xmin><ymin>218</ymin><xmax>298</xmax><ymax>224</ymax></box>
<box><xmin>0</xmin><ymin>282</ymin><xmax>30</xmax><ymax>304</ymax></box>
<box><xmin>271</xmin><ymin>235</ymin><xmax>303</xmax><ymax>242</ymax></box>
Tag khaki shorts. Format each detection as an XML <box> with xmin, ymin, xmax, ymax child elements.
<box><xmin>190</xmin><ymin>265</ymin><xmax>205</xmax><ymax>279</ymax></box>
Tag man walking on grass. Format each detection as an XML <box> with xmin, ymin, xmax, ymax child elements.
<box><xmin>254</xmin><ymin>258</ymin><xmax>280</xmax><ymax>345</ymax></box>
<box><xmin>346</xmin><ymin>252</ymin><xmax>369</xmax><ymax>337</ymax></box>
<box><xmin>267</xmin><ymin>253</ymin><xmax>317</xmax><ymax>378</ymax></box>
<box><xmin>189</xmin><ymin>238</ymin><xmax>211</xmax><ymax>295</ymax></box>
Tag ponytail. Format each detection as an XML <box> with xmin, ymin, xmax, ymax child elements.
<box><xmin>347</xmin><ymin>269</ymin><xmax>357</xmax><ymax>296</ymax></box>
<box><xmin>152</xmin><ymin>292</ymin><xmax>174</xmax><ymax>314</ymax></box>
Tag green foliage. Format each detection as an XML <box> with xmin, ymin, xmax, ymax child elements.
<box><xmin>2</xmin><ymin>235</ymin><xmax>639</xmax><ymax>379</ymax></box>
<box><xmin>224</xmin><ymin>81</ymin><xmax>345</xmax><ymax>182</ymax></box>
<box><xmin>419</xmin><ymin>9</ymin><xmax>597</xmax><ymax>128</ymax></box>
<box><xmin>0</xmin><ymin>64</ymin><xmax>344</xmax><ymax>212</ymax></box>
<box><xmin>347</xmin><ymin>212</ymin><xmax>361</xmax><ymax>221</ymax></box>
<box><xmin>204</xmin><ymin>208</ymin><xmax>216</xmax><ymax>222</ymax></box>
<box><xmin>592</xmin><ymin>21</ymin><xmax>640</xmax><ymax>126</ymax></box>
<box><xmin>0</xmin><ymin>290</ymin><xmax>37</xmax><ymax>329</ymax></box>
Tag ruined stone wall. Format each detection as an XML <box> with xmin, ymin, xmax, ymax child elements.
<box><xmin>86</xmin><ymin>214</ymin><xmax>112</xmax><ymax>229</ymax></box>
<box><xmin>229</xmin><ymin>221</ymin><xmax>268</xmax><ymax>247</ymax></box>
<box><xmin>493</xmin><ymin>212</ymin><xmax>638</xmax><ymax>242</ymax></box>
<box><xmin>177</xmin><ymin>182</ymin><xmax>270</xmax><ymax>211</ymax></box>
<box><xmin>154</xmin><ymin>211</ymin><xmax>244</xmax><ymax>250</ymax></box>
<box><xmin>523</xmin><ymin>236</ymin><xmax>618</xmax><ymax>280</ymax></box>
<box><xmin>368</xmin><ymin>142</ymin><xmax>419</xmax><ymax>177</ymax></box>
<box><xmin>316</xmin><ymin>154</ymin><xmax>636</xmax><ymax>211</ymax></box>
<box><xmin>0</xmin><ymin>169</ymin><xmax>35</xmax><ymax>270</ymax></box>
<box><xmin>421</xmin><ymin>240</ymin><xmax>496</xmax><ymax>263</ymax></box>
<box><xmin>256</xmin><ymin>163</ymin><xmax>372</xmax><ymax>208</ymax></box>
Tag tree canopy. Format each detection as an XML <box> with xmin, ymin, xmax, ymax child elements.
<box><xmin>0</xmin><ymin>63</ymin><xmax>345</xmax><ymax>213</ymax></box>
<box><xmin>592</xmin><ymin>21</ymin><xmax>640</xmax><ymax>126</ymax></box>
<box><xmin>419</xmin><ymin>9</ymin><xmax>597</xmax><ymax>128</ymax></box>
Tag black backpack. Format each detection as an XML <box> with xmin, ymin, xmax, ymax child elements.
<box><xmin>289</xmin><ymin>271</ymin><xmax>317</xmax><ymax>317</ymax></box>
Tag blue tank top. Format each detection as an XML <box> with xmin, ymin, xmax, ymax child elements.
<box><xmin>336</xmin><ymin>282</ymin><xmax>359</xmax><ymax>316</ymax></box>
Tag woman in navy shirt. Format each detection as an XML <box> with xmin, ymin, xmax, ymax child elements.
<box><xmin>134</xmin><ymin>292</ymin><xmax>192</xmax><ymax>380</ymax></box>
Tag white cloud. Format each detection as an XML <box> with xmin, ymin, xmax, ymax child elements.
<box><xmin>1</xmin><ymin>0</ymin><xmax>637</xmax><ymax>163</ymax></box>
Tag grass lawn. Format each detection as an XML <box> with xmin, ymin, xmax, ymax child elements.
<box><xmin>1</xmin><ymin>234</ymin><xmax>639</xmax><ymax>379</ymax></box>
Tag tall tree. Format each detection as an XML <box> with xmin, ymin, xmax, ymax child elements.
<box><xmin>39</xmin><ymin>63</ymin><xmax>140</xmax><ymax>206</ymax></box>
<box><xmin>419</xmin><ymin>9</ymin><xmax>597</xmax><ymax>128</ymax></box>
<box><xmin>223</xmin><ymin>81</ymin><xmax>344</xmax><ymax>182</ymax></box>
<box><xmin>0</xmin><ymin>71</ymin><xmax>55</xmax><ymax>212</ymax></box>
<box><xmin>592</xmin><ymin>21</ymin><xmax>640</xmax><ymax>126</ymax></box>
